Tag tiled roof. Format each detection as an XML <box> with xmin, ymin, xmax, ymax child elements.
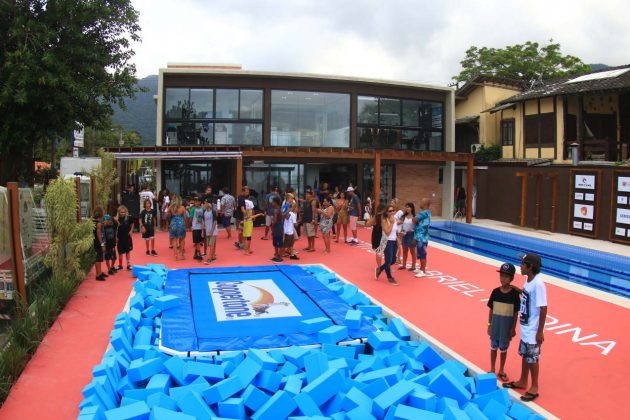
<box><xmin>500</xmin><ymin>65</ymin><xmax>630</xmax><ymax>104</ymax></box>
<box><xmin>455</xmin><ymin>75</ymin><xmax>523</xmax><ymax>98</ymax></box>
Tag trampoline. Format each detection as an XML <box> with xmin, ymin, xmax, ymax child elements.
<box><xmin>160</xmin><ymin>264</ymin><xmax>375</xmax><ymax>355</ymax></box>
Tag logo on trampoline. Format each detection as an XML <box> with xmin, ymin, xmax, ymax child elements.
<box><xmin>209</xmin><ymin>280</ymin><xmax>302</xmax><ymax>321</ymax></box>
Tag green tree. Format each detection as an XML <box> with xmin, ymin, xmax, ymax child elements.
<box><xmin>453</xmin><ymin>40</ymin><xmax>591</xmax><ymax>88</ymax></box>
<box><xmin>0</xmin><ymin>0</ymin><xmax>141</xmax><ymax>185</ymax></box>
<box><xmin>90</xmin><ymin>148</ymin><xmax>118</xmax><ymax>210</ymax></box>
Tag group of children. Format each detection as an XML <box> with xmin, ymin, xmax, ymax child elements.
<box><xmin>487</xmin><ymin>253</ymin><xmax>548</xmax><ymax>403</ymax></box>
<box><xmin>92</xmin><ymin>199</ymin><xmax>159</xmax><ymax>281</ymax></box>
<box><xmin>188</xmin><ymin>196</ymin><xmax>219</xmax><ymax>263</ymax></box>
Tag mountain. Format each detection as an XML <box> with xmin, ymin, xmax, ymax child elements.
<box><xmin>112</xmin><ymin>75</ymin><xmax>158</xmax><ymax>146</ymax></box>
<box><xmin>589</xmin><ymin>63</ymin><xmax>610</xmax><ymax>72</ymax></box>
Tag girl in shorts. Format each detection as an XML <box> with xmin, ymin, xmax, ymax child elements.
<box><xmin>203</xmin><ymin>199</ymin><xmax>218</xmax><ymax>264</ymax></box>
<box><xmin>242</xmin><ymin>199</ymin><xmax>263</xmax><ymax>255</ymax></box>
<box><xmin>399</xmin><ymin>202</ymin><xmax>417</xmax><ymax>271</ymax></box>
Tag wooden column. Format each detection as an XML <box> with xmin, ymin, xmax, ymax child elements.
<box><xmin>531</xmin><ymin>172</ymin><xmax>542</xmax><ymax>230</ymax></box>
<box><xmin>75</xmin><ymin>176</ymin><xmax>82</xmax><ymax>223</ymax></box>
<box><xmin>516</xmin><ymin>172</ymin><xmax>528</xmax><ymax>227</ymax></box>
<box><xmin>374</xmin><ymin>151</ymin><xmax>381</xmax><ymax>208</ymax></box>
<box><xmin>235</xmin><ymin>158</ymin><xmax>243</xmax><ymax>192</ymax></box>
<box><xmin>466</xmin><ymin>154</ymin><xmax>473</xmax><ymax>224</ymax></box>
<box><xmin>550</xmin><ymin>173</ymin><xmax>558</xmax><ymax>232</ymax></box>
<box><xmin>7</xmin><ymin>182</ymin><xmax>27</xmax><ymax>306</ymax></box>
<box><xmin>90</xmin><ymin>175</ymin><xmax>97</xmax><ymax>215</ymax></box>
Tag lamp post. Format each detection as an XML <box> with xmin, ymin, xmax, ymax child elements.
<box><xmin>112</xmin><ymin>127</ymin><xmax>124</xmax><ymax>147</ymax></box>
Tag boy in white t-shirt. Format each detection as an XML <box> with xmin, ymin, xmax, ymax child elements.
<box><xmin>283</xmin><ymin>203</ymin><xmax>299</xmax><ymax>260</ymax></box>
<box><xmin>503</xmin><ymin>252</ymin><xmax>547</xmax><ymax>403</ymax></box>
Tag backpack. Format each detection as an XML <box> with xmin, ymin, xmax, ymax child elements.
<box><xmin>103</xmin><ymin>222</ymin><xmax>116</xmax><ymax>247</ymax></box>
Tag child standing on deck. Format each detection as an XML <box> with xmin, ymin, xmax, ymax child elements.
<box><xmin>191</xmin><ymin>197</ymin><xmax>205</xmax><ymax>261</ymax></box>
<box><xmin>487</xmin><ymin>262</ymin><xmax>521</xmax><ymax>382</ymax></box>
<box><xmin>140</xmin><ymin>199</ymin><xmax>157</xmax><ymax>256</ymax></box>
<box><xmin>115</xmin><ymin>205</ymin><xmax>134</xmax><ymax>270</ymax></box>
<box><xmin>203</xmin><ymin>198</ymin><xmax>218</xmax><ymax>264</ymax></box>
<box><xmin>102</xmin><ymin>214</ymin><xmax>118</xmax><ymax>275</ymax></box>
<box><xmin>92</xmin><ymin>207</ymin><xmax>106</xmax><ymax>281</ymax></box>
<box><xmin>270</xmin><ymin>196</ymin><xmax>284</xmax><ymax>262</ymax></box>
<box><xmin>242</xmin><ymin>198</ymin><xmax>263</xmax><ymax>255</ymax></box>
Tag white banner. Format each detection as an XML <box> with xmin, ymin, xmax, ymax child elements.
<box><xmin>618</xmin><ymin>196</ymin><xmax>628</xmax><ymax>205</ymax></box>
<box><xmin>574</xmin><ymin>204</ymin><xmax>594</xmax><ymax>220</ymax></box>
<box><xmin>575</xmin><ymin>174</ymin><xmax>595</xmax><ymax>190</ymax></box>
<box><xmin>616</xmin><ymin>208</ymin><xmax>630</xmax><ymax>225</ymax></box>
<box><xmin>618</xmin><ymin>176</ymin><xmax>630</xmax><ymax>193</ymax></box>
<box><xmin>583</xmin><ymin>223</ymin><xmax>593</xmax><ymax>231</ymax></box>
<box><xmin>575</xmin><ymin>192</ymin><xmax>584</xmax><ymax>200</ymax></box>
<box><xmin>573</xmin><ymin>221</ymin><xmax>583</xmax><ymax>229</ymax></box>
<box><xmin>615</xmin><ymin>227</ymin><xmax>626</xmax><ymax>237</ymax></box>
<box><xmin>209</xmin><ymin>279</ymin><xmax>301</xmax><ymax>321</ymax></box>
<box><xmin>73</xmin><ymin>124</ymin><xmax>84</xmax><ymax>148</ymax></box>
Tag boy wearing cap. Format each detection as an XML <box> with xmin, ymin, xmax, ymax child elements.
<box><xmin>487</xmin><ymin>262</ymin><xmax>521</xmax><ymax>382</ymax></box>
<box><xmin>504</xmin><ymin>252</ymin><xmax>547</xmax><ymax>403</ymax></box>
<box><xmin>346</xmin><ymin>187</ymin><xmax>361</xmax><ymax>244</ymax></box>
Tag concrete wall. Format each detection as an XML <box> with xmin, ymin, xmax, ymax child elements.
<box><xmin>395</xmin><ymin>164</ymin><xmax>443</xmax><ymax>217</ymax></box>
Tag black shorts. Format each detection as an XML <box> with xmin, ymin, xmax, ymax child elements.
<box><xmin>142</xmin><ymin>227</ymin><xmax>154</xmax><ymax>240</ymax></box>
<box><xmin>192</xmin><ymin>230</ymin><xmax>203</xmax><ymax>244</ymax></box>
<box><xmin>283</xmin><ymin>234</ymin><xmax>295</xmax><ymax>248</ymax></box>
<box><xmin>94</xmin><ymin>245</ymin><xmax>104</xmax><ymax>262</ymax></box>
<box><xmin>272</xmin><ymin>234</ymin><xmax>284</xmax><ymax>248</ymax></box>
<box><xmin>117</xmin><ymin>236</ymin><xmax>133</xmax><ymax>254</ymax></box>
<box><xmin>104</xmin><ymin>248</ymin><xmax>116</xmax><ymax>261</ymax></box>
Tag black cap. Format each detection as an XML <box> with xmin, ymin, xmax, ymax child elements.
<box><xmin>497</xmin><ymin>262</ymin><xmax>516</xmax><ymax>276</ymax></box>
<box><xmin>522</xmin><ymin>253</ymin><xmax>542</xmax><ymax>269</ymax></box>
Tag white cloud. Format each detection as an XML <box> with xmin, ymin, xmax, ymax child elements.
<box><xmin>130</xmin><ymin>0</ymin><xmax>630</xmax><ymax>85</ymax></box>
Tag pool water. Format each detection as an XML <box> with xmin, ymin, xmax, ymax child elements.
<box><xmin>430</xmin><ymin>221</ymin><xmax>630</xmax><ymax>299</ymax></box>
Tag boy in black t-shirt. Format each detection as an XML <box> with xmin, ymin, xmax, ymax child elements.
<box><xmin>140</xmin><ymin>199</ymin><xmax>157</xmax><ymax>256</ymax></box>
<box><xmin>487</xmin><ymin>262</ymin><xmax>521</xmax><ymax>381</ymax></box>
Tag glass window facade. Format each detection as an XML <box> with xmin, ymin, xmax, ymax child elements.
<box><xmin>162</xmin><ymin>160</ymin><xmax>232</xmax><ymax>198</ymax></box>
<box><xmin>357</xmin><ymin>95</ymin><xmax>444</xmax><ymax>151</ymax></box>
<box><xmin>163</xmin><ymin>88</ymin><xmax>263</xmax><ymax>145</ymax></box>
<box><xmin>271</xmin><ymin>90</ymin><xmax>350</xmax><ymax>147</ymax></box>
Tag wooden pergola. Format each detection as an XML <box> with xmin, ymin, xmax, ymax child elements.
<box><xmin>107</xmin><ymin>145</ymin><xmax>475</xmax><ymax>223</ymax></box>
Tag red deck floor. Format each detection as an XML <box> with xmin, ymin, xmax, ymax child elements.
<box><xmin>0</xmin><ymin>227</ymin><xmax>628</xmax><ymax>419</ymax></box>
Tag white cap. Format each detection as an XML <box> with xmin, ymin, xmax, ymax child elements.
<box><xmin>245</xmin><ymin>199</ymin><xmax>254</xmax><ymax>210</ymax></box>
<box><xmin>346</xmin><ymin>187</ymin><xmax>354</xmax><ymax>192</ymax></box>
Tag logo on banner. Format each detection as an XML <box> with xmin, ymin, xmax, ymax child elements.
<box><xmin>616</xmin><ymin>208</ymin><xmax>630</xmax><ymax>225</ymax></box>
<box><xmin>209</xmin><ymin>280</ymin><xmax>301</xmax><ymax>321</ymax></box>
<box><xmin>619</xmin><ymin>177</ymin><xmax>630</xmax><ymax>193</ymax></box>
<box><xmin>574</xmin><ymin>204</ymin><xmax>594</xmax><ymax>220</ymax></box>
<box><xmin>575</xmin><ymin>175</ymin><xmax>595</xmax><ymax>190</ymax></box>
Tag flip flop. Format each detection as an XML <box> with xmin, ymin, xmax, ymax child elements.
<box><xmin>502</xmin><ymin>381</ymin><xmax>523</xmax><ymax>389</ymax></box>
<box><xmin>520</xmin><ymin>392</ymin><xmax>539</xmax><ymax>402</ymax></box>
<box><xmin>498</xmin><ymin>372</ymin><xmax>508</xmax><ymax>382</ymax></box>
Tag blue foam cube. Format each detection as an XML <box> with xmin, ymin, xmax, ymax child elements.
<box><xmin>322</xmin><ymin>344</ymin><xmax>356</xmax><ymax>360</ymax></box>
<box><xmin>341</xmin><ymin>386</ymin><xmax>373</xmax><ymax>412</ymax></box>
<box><xmin>242</xmin><ymin>384</ymin><xmax>270</xmax><ymax>411</ymax></box>
<box><xmin>183</xmin><ymin>361</ymin><xmax>224</xmax><ymax>383</ymax></box>
<box><xmin>127</xmin><ymin>358</ymin><xmax>164</xmax><ymax>383</ymax></box>
<box><xmin>408</xmin><ymin>388</ymin><xmax>438</xmax><ymax>411</ymax></box>
<box><xmin>393</xmin><ymin>404</ymin><xmax>443</xmax><ymax>420</ymax></box>
<box><xmin>344</xmin><ymin>310</ymin><xmax>363</xmax><ymax>329</ymax></box>
<box><xmin>508</xmin><ymin>403</ymin><xmax>533</xmax><ymax>420</ymax></box>
<box><xmin>318</xmin><ymin>325</ymin><xmax>348</xmax><ymax>345</ymax></box>
<box><xmin>475</xmin><ymin>373</ymin><xmax>497</xmax><ymax>395</ymax></box>
<box><xmin>356</xmin><ymin>305</ymin><xmax>381</xmax><ymax>317</ymax></box>
<box><xmin>388</xmin><ymin>318</ymin><xmax>411</xmax><ymax>340</ymax></box>
<box><xmin>482</xmin><ymin>399</ymin><xmax>508</xmax><ymax>419</ymax></box>
<box><xmin>444</xmin><ymin>405</ymin><xmax>470</xmax><ymax>420</ymax></box>
<box><xmin>463</xmin><ymin>402</ymin><xmax>489</xmax><ymax>420</ymax></box>
<box><xmin>176</xmin><ymin>391</ymin><xmax>215</xmax><ymax>419</ymax></box>
<box><xmin>218</xmin><ymin>397</ymin><xmax>246</xmax><ymax>419</ymax></box>
<box><xmin>414</xmin><ymin>342</ymin><xmax>445</xmax><ymax>370</ymax></box>
<box><xmin>301</xmin><ymin>367</ymin><xmax>345</xmax><ymax>406</ymax></box>
<box><xmin>154</xmin><ymin>295</ymin><xmax>178</xmax><ymax>311</ymax></box>
<box><xmin>346</xmin><ymin>405</ymin><xmax>377</xmax><ymax>420</ymax></box>
<box><xmin>104</xmin><ymin>401</ymin><xmax>150</xmax><ymax>420</ymax></box>
<box><xmin>79</xmin><ymin>405</ymin><xmax>106</xmax><ymax>420</ymax></box>
<box><xmin>368</xmin><ymin>331</ymin><xmax>399</xmax><ymax>350</ymax></box>
<box><xmin>293</xmin><ymin>393</ymin><xmax>323</xmax><ymax>417</ymax></box>
<box><xmin>356</xmin><ymin>365</ymin><xmax>403</xmax><ymax>386</ymax></box>
<box><xmin>429</xmin><ymin>370</ymin><xmax>472</xmax><ymax>406</ymax></box>
<box><xmin>251</xmin><ymin>390</ymin><xmax>297</xmax><ymax>420</ymax></box>
<box><xmin>372</xmin><ymin>380</ymin><xmax>416</xmax><ymax>418</ymax></box>
<box><xmin>304</xmin><ymin>351</ymin><xmax>330</xmax><ymax>384</ymax></box>
<box><xmin>247</xmin><ymin>349</ymin><xmax>279</xmax><ymax>370</ymax></box>
<box><xmin>253</xmin><ymin>370</ymin><xmax>282</xmax><ymax>393</ymax></box>
<box><xmin>202</xmin><ymin>375</ymin><xmax>243</xmax><ymax>404</ymax></box>
<box><xmin>282</xmin><ymin>346</ymin><xmax>310</xmax><ymax>369</ymax></box>
<box><xmin>300</xmin><ymin>317</ymin><xmax>333</xmax><ymax>334</ymax></box>
<box><xmin>283</xmin><ymin>374</ymin><xmax>303</xmax><ymax>396</ymax></box>
<box><xmin>163</xmin><ymin>356</ymin><xmax>186</xmax><ymax>386</ymax></box>
<box><xmin>149</xmin><ymin>406</ymin><xmax>195</xmax><ymax>420</ymax></box>
<box><xmin>145</xmin><ymin>392</ymin><xmax>178</xmax><ymax>411</ymax></box>
<box><xmin>146</xmin><ymin>374</ymin><xmax>171</xmax><ymax>394</ymax></box>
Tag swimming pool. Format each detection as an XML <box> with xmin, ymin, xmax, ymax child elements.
<box><xmin>430</xmin><ymin>221</ymin><xmax>630</xmax><ymax>298</ymax></box>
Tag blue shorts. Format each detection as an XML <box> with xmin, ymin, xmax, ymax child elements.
<box><xmin>416</xmin><ymin>242</ymin><xmax>428</xmax><ymax>259</ymax></box>
<box><xmin>401</xmin><ymin>231</ymin><xmax>415</xmax><ymax>247</ymax></box>
<box><xmin>519</xmin><ymin>340</ymin><xmax>542</xmax><ymax>363</ymax></box>
<box><xmin>490</xmin><ymin>337</ymin><xmax>511</xmax><ymax>352</ymax></box>
<box><xmin>222</xmin><ymin>216</ymin><xmax>232</xmax><ymax>228</ymax></box>
<box><xmin>272</xmin><ymin>234</ymin><xmax>283</xmax><ymax>248</ymax></box>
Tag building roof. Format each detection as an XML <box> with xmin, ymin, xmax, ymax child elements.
<box><xmin>160</xmin><ymin>66</ymin><xmax>454</xmax><ymax>94</ymax></box>
<box><xmin>455</xmin><ymin>75</ymin><xmax>523</xmax><ymax>99</ymax></box>
<box><xmin>500</xmin><ymin>65</ymin><xmax>630</xmax><ymax>103</ymax></box>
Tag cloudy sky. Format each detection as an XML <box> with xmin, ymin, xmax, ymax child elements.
<box><xmin>130</xmin><ymin>0</ymin><xmax>630</xmax><ymax>85</ymax></box>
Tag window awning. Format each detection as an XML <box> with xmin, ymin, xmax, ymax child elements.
<box><xmin>482</xmin><ymin>102</ymin><xmax>516</xmax><ymax>114</ymax></box>
<box><xmin>111</xmin><ymin>150</ymin><xmax>242</xmax><ymax>160</ymax></box>
<box><xmin>455</xmin><ymin>115</ymin><xmax>479</xmax><ymax>124</ymax></box>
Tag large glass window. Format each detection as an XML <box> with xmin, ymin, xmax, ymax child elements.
<box><xmin>357</xmin><ymin>95</ymin><xmax>443</xmax><ymax>151</ymax></box>
<box><xmin>163</xmin><ymin>88</ymin><xmax>263</xmax><ymax>145</ymax></box>
<box><xmin>271</xmin><ymin>90</ymin><xmax>350</xmax><ymax>147</ymax></box>
<box><xmin>215</xmin><ymin>89</ymin><xmax>239</xmax><ymax>119</ymax></box>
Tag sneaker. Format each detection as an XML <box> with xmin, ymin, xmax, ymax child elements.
<box><xmin>200</xmin><ymin>253</ymin><xmax>206</xmax><ymax>257</ymax></box>
<box><xmin>116</xmin><ymin>265</ymin><xmax>123</xmax><ymax>271</ymax></box>
<box><xmin>146</xmin><ymin>251</ymin><xmax>150</xmax><ymax>256</ymax></box>
<box><xmin>271</xmin><ymin>257</ymin><xmax>283</xmax><ymax>263</ymax></box>
<box><xmin>204</xmin><ymin>259</ymin><xmax>212</xmax><ymax>265</ymax></box>
<box><xmin>289</xmin><ymin>255</ymin><xmax>300</xmax><ymax>260</ymax></box>
<box><xmin>126</xmin><ymin>264</ymin><xmax>132</xmax><ymax>270</ymax></box>
<box><xmin>374</xmin><ymin>267</ymin><xmax>381</xmax><ymax>280</ymax></box>
<box><xmin>388</xmin><ymin>277</ymin><xmax>399</xmax><ymax>286</ymax></box>
<box><xmin>96</xmin><ymin>274</ymin><xmax>106</xmax><ymax>281</ymax></box>
<box><xmin>234</xmin><ymin>241</ymin><xmax>241</xmax><ymax>249</ymax></box>
<box><xmin>415</xmin><ymin>271</ymin><xmax>426</xmax><ymax>278</ymax></box>
<box><xmin>194</xmin><ymin>255</ymin><xmax>203</xmax><ymax>261</ymax></box>
<box><xmin>151</xmin><ymin>250</ymin><xmax>158</xmax><ymax>256</ymax></box>
<box><xmin>412</xmin><ymin>269</ymin><xmax>423</xmax><ymax>274</ymax></box>
<box><xmin>108</xmin><ymin>268</ymin><xmax>115</xmax><ymax>275</ymax></box>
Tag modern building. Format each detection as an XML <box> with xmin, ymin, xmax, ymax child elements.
<box><xmin>108</xmin><ymin>64</ymin><xmax>474</xmax><ymax>219</ymax></box>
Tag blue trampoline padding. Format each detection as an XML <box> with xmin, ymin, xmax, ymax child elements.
<box><xmin>161</xmin><ymin>265</ymin><xmax>375</xmax><ymax>353</ymax></box>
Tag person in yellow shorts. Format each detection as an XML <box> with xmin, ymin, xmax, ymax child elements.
<box><xmin>243</xmin><ymin>199</ymin><xmax>263</xmax><ymax>255</ymax></box>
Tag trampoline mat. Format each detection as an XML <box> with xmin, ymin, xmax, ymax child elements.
<box><xmin>160</xmin><ymin>265</ymin><xmax>374</xmax><ymax>354</ymax></box>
